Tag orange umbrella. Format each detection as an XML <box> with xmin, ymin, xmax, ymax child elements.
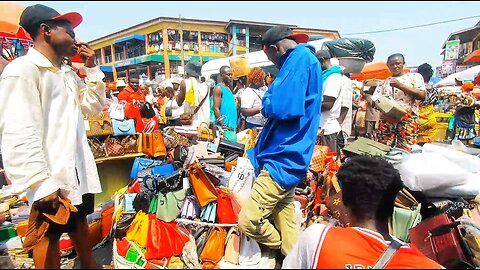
<box><xmin>350</xmin><ymin>62</ymin><xmax>409</xmax><ymax>81</ymax></box>
<box><xmin>0</xmin><ymin>2</ymin><xmax>30</xmax><ymax>39</ymax></box>
<box><xmin>464</xmin><ymin>49</ymin><xmax>480</xmax><ymax>63</ymax></box>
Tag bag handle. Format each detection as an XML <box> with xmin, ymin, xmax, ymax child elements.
<box><xmin>192</xmin><ymin>85</ymin><xmax>210</xmax><ymax>116</ymax></box>
<box><xmin>371</xmin><ymin>239</ymin><xmax>402</xmax><ymax>269</ymax></box>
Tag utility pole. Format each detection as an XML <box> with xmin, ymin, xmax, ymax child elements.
<box><xmin>179</xmin><ymin>14</ymin><xmax>185</xmax><ymax>77</ymax></box>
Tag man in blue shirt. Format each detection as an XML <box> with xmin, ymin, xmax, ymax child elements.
<box><xmin>238</xmin><ymin>25</ymin><xmax>323</xmax><ymax>258</ymax></box>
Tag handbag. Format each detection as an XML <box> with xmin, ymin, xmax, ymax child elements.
<box><xmin>309</xmin><ymin>145</ymin><xmax>330</xmax><ymax>174</ymax></box>
<box><xmin>139</xmin><ymin>101</ymin><xmax>156</xmax><ymax>119</ymax></box>
<box><xmin>373</xmin><ymin>95</ymin><xmax>408</xmax><ymax>124</ymax></box>
<box><xmin>342</xmin><ymin>137</ymin><xmax>392</xmax><ymax>157</ymax></box>
<box><xmin>84</xmin><ymin>111</ymin><xmax>113</xmax><ymax>137</ymax></box>
<box><xmin>216</xmin><ymin>188</ymin><xmax>237</xmax><ymax>224</ymax></box>
<box><xmin>198</xmin><ymin>157</ymin><xmax>225</xmax><ymax>169</ymax></box>
<box><xmin>132</xmin><ymin>191</ymin><xmax>152</xmax><ymax>213</ymax></box>
<box><xmin>238</xmin><ymin>234</ymin><xmax>262</xmax><ymax>266</ymax></box>
<box><xmin>200</xmin><ymin>201</ymin><xmax>217</xmax><ymax>223</ymax></box>
<box><xmin>200</xmin><ymin>226</ymin><xmax>227</xmax><ymax>264</ymax></box>
<box><xmin>180</xmin><ymin>195</ymin><xmax>202</xmax><ymax>220</ymax></box>
<box><xmin>193</xmin><ymin>225</ymin><xmax>212</xmax><ymax>256</ymax></box>
<box><xmin>114</xmin><ymin>213</ymin><xmax>136</xmax><ymax>239</ymax></box>
<box><xmin>105</xmin><ymin>136</ymin><xmax>125</xmax><ymax>157</ymax></box>
<box><xmin>122</xmin><ymin>134</ymin><xmax>141</xmax><ymax>154</ymax></box>
<box><xmin>180</xmin><ymin>86</ymin><xmax>210</xmax><ymax>126</ymax></box>
<box><xmin>137</xmin><ymin>117</ymin><xmax>159</xmax><ymax>133</ymax></box>
<box><xmin>142</xmin><ymin>132</ymin><xmax>166</xmax><ymax>157</ymax></box>
<box><xmin>188</xmin><ymin>162</ymin><xmax>218</xmax><ymax>207</ymax></box>
<box><xmin>126</xmin><ymin>210</ymin><xmax>149</xmax><ymax>248</ymax></box>
<box><xmin>108</xmin><ymin>102</ymin><xmax>125</xmax><ymax>120</ymax></box>
<box><xmin>112</xmin><ymin>119</ymin><xmax>136</xmax><ymax>136</ymax></box>
<box><xmin>164</xmin><ymin>127</ymin><xmax>191</xmax><ymax>148</ymax></box>
<box><xmin>137</xmin><ymin>163</ymin><xmax>176</xmax><ymax>189</ymax></box>
<box><xmin>218</xmin><ymin>139</ymin><xmax>245</xmax><ymax>157</ymax></box>
<box><xmin>224</xmin><ymin>226</ymin><xmax>241</xmax><ymax>265</ymax></box>
<box><xmin>227</xmin><ymin>157</ymin><xmax>255</xmax><ymax>203</ymax></box>
<box><xmin>88</xmin><ymin>137</ymin><xmax>107</xmax><ymax>159</ymax></box>
<box><xmin>156</xmin><ymin>188</ymin><xmax>187</xmax><ymax>222</ymax></box>
<box><xmin>409</xmin><ymin>213</ymin><xmax>475</xmax><ymax>268</ymax></box>
<box><xmin>197</xmin><ymin>122</ymin><xmax>214</xmax><ymax>141</ymax></box>
<box><xmin>130</xmin><ymin>157</ymin><xmax>164</xmax><ymax>180</ymax></box>
<box><xmin>143</xmin><ymin>167</ymin><xmax>183</xmax><ymax>193</ymax></box>
<box><xmin>392</xmin><ymin>204</ymin><xmax>422</xmax><ymax>243</ymax></box>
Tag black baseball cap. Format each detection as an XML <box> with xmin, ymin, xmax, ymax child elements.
<box><xmin>19</xmin><ymin>4</ymin><xmax>83</xmax><ymax>30</ymax></box>
<box><xmin>315</xmin><ymin>49</ymin><xmax>332</xmax><ymax>60</ymax></box>
<box><xmin>261</xmin><ymin>25</ymin><xmax>309</xmax><ymax>46</ymax></box>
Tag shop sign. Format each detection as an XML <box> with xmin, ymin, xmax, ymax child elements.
<box><xmin>445</xmin><ymin>39</ymin><xmax>460</xmax><ymax>60</ymax></box>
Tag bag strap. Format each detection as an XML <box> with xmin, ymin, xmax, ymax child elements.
<box><xmin>192</xmin><ymin>83</ymin><xmax>210</xmax><ymax>116</ymax></box>
<box><xmin>371</xmin><ymin>239</ymin><xmax>402</xmax><ymax>269</ymax></box>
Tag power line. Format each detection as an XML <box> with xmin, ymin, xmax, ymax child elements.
<box><xmin>343</xmin><ymin>14</ymin><xmax>480</xmax><ymax>35</ymax></box>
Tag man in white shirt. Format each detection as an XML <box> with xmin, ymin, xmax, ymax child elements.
<box><xmin>338</xmin><ymin>67</ymin><xmax>354</xmax><ymax>147</ymax></box>
<box><xmin>316</xmin><ymin>50</ymin><xmax>344</xmax><ymax>153</ymax></box>
<box><xmin>177</xmin><ymin>60</ymin><xmax>210</xmax><ymax>127</ymax></box>
<box><xmin>0</xmin><ymin>4</ymin><xmax>105</xmax><ymax>268</ymax></box>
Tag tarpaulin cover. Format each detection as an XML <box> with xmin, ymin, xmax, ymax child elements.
<box><xmin>322</xmin><ymin>38</ymin><xmax>376</xmax><ymax>62</ymax></box>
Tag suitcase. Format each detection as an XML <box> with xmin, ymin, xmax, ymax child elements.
<box><xmin>409</xmin><ymin>213</ymin><xmax>474</xmax><ymax>268</ymax></box>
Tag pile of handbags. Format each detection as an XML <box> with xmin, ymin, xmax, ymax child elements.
<box><xmin>111</xmin><ymin>126</ymin><xmax>271</xmax><ymax>269</ymax></box>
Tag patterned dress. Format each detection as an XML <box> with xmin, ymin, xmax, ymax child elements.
<box><xmin>373</xmin><ymin>73</ymin><xmax>426</xmax><ymax>151</ymax></box>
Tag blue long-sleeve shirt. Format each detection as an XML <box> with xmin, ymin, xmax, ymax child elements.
<box><xmin>247</xmin><ymin>43</ymin><xmax>323</xmax><ymax>190</ymax></box>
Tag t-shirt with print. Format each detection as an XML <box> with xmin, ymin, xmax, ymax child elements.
<box><xmin>340</xmin><ymin>75</ymin><xmax>353</xmax><ymax>136</ymax></box>
<box><xmin>240</xmin><ymin>87</ymin><xmax>267</xmax><ymax>126</ymax></box>
<box><xmin>283</xmin><ymin>223</ymin><xmax>443</xmax><ymax>269</ymax></box>
<box><xmin>374</xmin><ymin>73</ymin><xmax>426</xmax><ymax>115</ymax></box>
<box><xmin>320</xmin><ymin>73</ymin><xmax>343</xmax><ymax>135</ymax></box>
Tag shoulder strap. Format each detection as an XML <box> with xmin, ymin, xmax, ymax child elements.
<box><xmin>371</xmin><ymin>239</ymin><xmax>402</xmax><ymax>269</ymax></box>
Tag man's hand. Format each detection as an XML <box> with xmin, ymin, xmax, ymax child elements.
<box><xmin>35</xmin><ymin>190</ymin><xmax>61</xmax><ymax>212</ymax></box>
<box><xmin>77</xmin><ymin>43</ymin><xmax>96</xmax><ymax>68</ymax></box>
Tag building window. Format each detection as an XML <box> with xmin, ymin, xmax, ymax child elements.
<box><xmin>147</xmin><ymin>31</ymin><xmax>163</xmax><ymax>54</ymax></box>
<box><xmin>94</xmin><ymin>49</ymin><xmax>102</xmax><ymax>65</ymax></box>
<box><xmin>167</xmin><ymin>29</ymin><xmax>180</xmax><ymax>51</ymax></box>
<box><xmin>104</xmin><ymin>47</ymin><xmax>112</xmax><ymax>63</ymax></box>
<box><xmin>201</xmin><ymin>32</ymin><xmax>229</xmax><ymax>53</ymax></box>
<box><xmin>182</xmin><ymin>30</ymin><xmax>199</xmax><ymax>53</ymax></box>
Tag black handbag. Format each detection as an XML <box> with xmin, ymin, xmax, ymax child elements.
<box><xmin>114</xmin><ymin>213</ymin><xmax>136</xmax><ymax>239</ymax></box>
<box><xmin>132</xmin><ymin>191</ymin><xmax>151</xmax><ymax>213</ymax></box>
<box><xmin>198</xmin><ymin>157</ymin><xmax>225</xmax><ymax>169</ymax></box>
<box><xmin>218</xmin><ymin>139</ymin><xmax>245</xmax><ymax>157</ymax></box>
<box><xmin>143</xmin><ymin>168</ymin><xmax>185</xmax><ymax>193</ymax></box>
<box><xmin>139</xmin><ymin>101</ymin><xmax>156</xmax><ymax>119</ymax></box>
<box><xmin>192</xmin><ymin>225</ymin><xmax>213</xmax><ymax>256</ymax></box>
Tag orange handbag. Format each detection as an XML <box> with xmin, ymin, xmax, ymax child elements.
<box><xmin>200</xmin><ymin>226</ymin><xmax>227</xmax><ymax>266</ymax></box>
<box><xmin>142</xmin><ymin>132</ymin><xmax>167</xmax><ymax>157</ymax></box>
<box><xmin>188</xmin><ymin>162</ymin><xmax>218</xmax><ymax>207</ymax></box>
<box><xmin>216</xmin><ymin>188</ymin><xmax>237</xmax><ymax>224</ymax></box>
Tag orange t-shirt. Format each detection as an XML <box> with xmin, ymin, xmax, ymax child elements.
<box><xmin>283</xmin><ymin>224</ymin><xmax>443</xmax><ymax>269</ymax></box>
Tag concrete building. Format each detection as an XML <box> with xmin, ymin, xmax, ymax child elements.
<box><xmin>438</xmin><ymin>20</ymin><xmax>480</xmax><ymax>78</ymax></box>
<box><xmin>88</xmin><ymin>17</ymin><xmax>340</xmax><ymax>82</ymax></box>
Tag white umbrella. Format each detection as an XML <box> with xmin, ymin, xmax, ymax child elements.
<box><xmin>434</xmin><ymin>65</ymin><xmax>480</xmax><ymax>87</ymax></box>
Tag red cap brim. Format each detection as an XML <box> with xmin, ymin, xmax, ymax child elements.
<box><xmin>52</xmin><ymin>12</ymin><xmax>83</xmax><ymax>28</ymax></box>
<box><xmin>291</xmin><ymin>33</ymin><xmax>309</xmax><ymax>44</ymax></box>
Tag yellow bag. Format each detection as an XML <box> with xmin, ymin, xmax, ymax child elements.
<box><xmin>126</xmin><ymin>211</ymin><xmax>149</xmax><ymax>248</ymax></box>
<box><xmin>229</xmin><ymin>56</ymin><xmax>250</xmax><ymax>79</ymax></box>
<box><xmin>185</xmin><ymin>78</ymin><xmax>196</xmax><ymax>107</ymax></box>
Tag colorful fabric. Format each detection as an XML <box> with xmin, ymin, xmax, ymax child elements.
<box><xmin>374</xmin><ymin>110</ymin><xmax>419</xmax><ymax>151</ymax></box>
<box><xmin>417</xmin><ymin>104</ymin><xmax>437</xmax><ymax>144</ymax></box>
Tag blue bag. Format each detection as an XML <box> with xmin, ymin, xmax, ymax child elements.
<box><xmin>200</xmin><ymin>201</ymin><xmax>217</xmax><ymax>223</ymax></box>
<box><xmin>130</xmin><ymin>157</ymin><xmax>164</xmax><ymax>180</ymax></box>
<box><xmin>474</xmin><ymin>136</ymin><xmax>480</xmax><ymax>148</ymax></box>
<box><xmin>112</xmin><ymin>119</ymin><xmax>136</xmax><ymax>136</ymax></box>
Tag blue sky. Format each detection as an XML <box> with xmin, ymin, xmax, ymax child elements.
<box><xmin>15</xmin><ymin>1</ymin><xmax>480</xmax><ymax>69</ymax></box>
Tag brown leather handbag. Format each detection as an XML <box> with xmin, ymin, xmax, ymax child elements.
<box><xmin>188</xmin><ymin>162</ymin><xmax>218</xmax><ymax>207</ymax></box>
<box><xmin>142</xmin><ymin>132</ymin><xmax>167</xmax><ymax>157</ymax></box>
<box><xmin>84</xmin><ymin>111</ymin><xmax>113</xmax><ymax>137</ymax></box>
<box><xmin>200</xmin><ymin>226</ymin><xmax>227</xmax><ymax>266</ymax></box>
<box><xmin>105</xmin><ymin>136</ymin><xmax>125</xmax><ymax>157</ymax></box>
<box><xmin>122</xmin><ymin>134</ymin><xmax>141</xmax><ymax>154</ymax></box>
<box><xmin>88</xmin><ymin>137</ymin><xmax>108</xmax><ymax>159</ymax></box>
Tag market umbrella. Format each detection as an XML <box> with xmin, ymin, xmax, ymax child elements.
<box><xmin>0</xmin><ymin>2</ymin><xmax>30</xmax><ymax>39</ymax></box>
<box><xmin>350</xmin><ymin>62</ymin><xmax>409</xmax><ymax>81</ymax></box>
<box><xmin>434</xmin><ymin>65</ymin><xmax>480</xmax><ymax>87</ymax></box>
<box><xmin>464</xmin><ymin>49</ymin><xmax>480</xmax><ymax>64</ymax></box>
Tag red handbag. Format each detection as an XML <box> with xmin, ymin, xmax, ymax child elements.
<box><xmin>136</xmin><ymin>116</ymin><xmax>159</xmax><ymax>133</ymax></box>
<box><xmin>216</xmin><ymin>188</ymin><xmax>237</xmax><ymax>224</ymax></box>
<box><xmin>144</xmin><ymin>215</ymin><xmax>189</xmax><ymax>260</ymax></box>
<box><xmin>127</xmin><ymin>180</ymin><xmax>140</xmax><ymax>194</ymax></box>
<box><xmin>116</xmin><ymin>238</ymin><xmax>131</xmax><ymax>257</ymax></box>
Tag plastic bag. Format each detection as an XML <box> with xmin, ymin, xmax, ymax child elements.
<box><xmin>322</xmin><ymin>38</ymin><xmax>376</xmax><ymax>62</ymax></box>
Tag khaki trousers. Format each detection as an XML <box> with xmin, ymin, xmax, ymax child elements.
<box><xmin>238</xmin><ymin>169</ymin><xmax>298</xmax><ymax>256</ymax></box>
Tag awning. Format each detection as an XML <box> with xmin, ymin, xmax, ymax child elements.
<box><xmin>202</xmin><ymin>55</ymin><xmax>224</xmax><ymax>62</ymax></box>
<box><xmin>464</xmin><ymin>49</ymin><xmax>480</xmax><ymax>63</ymax></box>
<box><xmin>99</xmin><ymin>65</ymin><xmax>113</xmax><ymax>72</ymax></box>
<box><xmin>168</xmin><ymin>54</ymin><xmax>201</xmax><ymax>62</ymax></box>
<box><xmin>113</xmin><ymin>54</ymin><xmax>164</xmax><ymax>68</ymax></box>
<box><xmin>114</xmin><ymin>34</ymin><xmax>145</xmax><ymax>45</ymax></box>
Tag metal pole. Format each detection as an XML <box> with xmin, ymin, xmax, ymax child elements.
<box><xmin>179</xmin><ymin>14</ymin><xmax>185</xmax><ymax>76</ymax></box>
